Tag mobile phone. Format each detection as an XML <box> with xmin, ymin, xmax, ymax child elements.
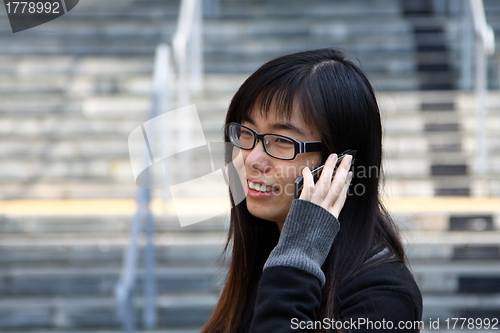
<box><xmin>294</xmin><ymin>149</ymin><xmax>357</xmax><ymax>199</ymax></box>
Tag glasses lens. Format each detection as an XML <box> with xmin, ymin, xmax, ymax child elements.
<box><xmin>228</xmin><ymin>124</ymin><xmax>255</xmax><ymax>149</ymax></box>
<box><xmin>264</xmin><ymin>134</ymin><xmax>295</xmax><ymax>159</ymax></box>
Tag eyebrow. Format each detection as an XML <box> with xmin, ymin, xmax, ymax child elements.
<box><xmin>243</xmin><ymin>115</ymin><xmax>305</xmax><ymax>136</ymax></box>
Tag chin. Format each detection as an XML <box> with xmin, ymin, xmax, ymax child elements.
<box><xmin>247</xmin><ymin>200</ymin><xmax>275</xmax><ymax>221</ymax></box>
<box><xmin>246</xmin><ymin>199</ymin><xmax>288</xmax><ymax>225</ymax></box>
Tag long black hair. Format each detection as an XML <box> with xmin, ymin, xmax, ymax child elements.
<box><xmin>201</xmin><ymin>48</ymin><xmax>405</xmax><ymax>333</ymax></box>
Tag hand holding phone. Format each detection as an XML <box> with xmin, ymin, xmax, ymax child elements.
<box><xmin>294</xmin><ymin>149</ymin><xmax>357</xmax><ymax>199</ymax></box>
<box><xmin>294</xmin><ymin>149</ymin><xmax>356</xmax><ymax>219</ymax></box>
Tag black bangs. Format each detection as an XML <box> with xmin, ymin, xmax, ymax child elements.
<box><xmin>253</xmin><ymin>83</ymin><xmax>319</xmax><ymax>132</ymax></box>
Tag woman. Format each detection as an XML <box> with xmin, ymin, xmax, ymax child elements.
<box><xmin>201</xmin><ymin>48</ymin><xmax>422</xmax><ymax>333</ymax></box>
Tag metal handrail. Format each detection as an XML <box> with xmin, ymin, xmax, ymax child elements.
<box><xmin>115</xmin><ymin>44</ymin><xmax>173</xmax><ymax>333</ymax></box>
<box><xmin>173</xmin><ymin>0</ymin><xmax>203</xmax><ymax>106</ymax></box>
<box><xmin>467</xmin><ymin>0</ymin><xmax>495</xmax><ymax>191</ymax></box>
<box><xmin>469</xmin><ymin>0</ymin><xmax>495</xmax><ymax>56</ymax></box>
<box><xmin>115</xmin><ymin>0</ymin><xmax>204</xmax><ymax>331</ymax></box>
<box><xmin>173</xmin><ymin>0</ymin><xmax>203</xmax><ymax>179</ymax></box>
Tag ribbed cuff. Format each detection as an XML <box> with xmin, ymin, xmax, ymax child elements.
<box><xmin>263</xmin><ymin>199</ymin><xmax>341</xmax><ymax>287</ymax></box>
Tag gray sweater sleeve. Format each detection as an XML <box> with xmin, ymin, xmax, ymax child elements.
<box><xmin>263</xmin><ymin>199</ymin><xmax>341</xmax><ymax>287</ymax></box>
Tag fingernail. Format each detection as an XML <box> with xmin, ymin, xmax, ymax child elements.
<box><xmin>345</xmin><ymin>155</ymin><xmax>353</xmax><ymax>164</ymax></box>
<box><xmin>348</xmin><ymin>171</ymin><xmax>353</xmax><ymax>181</ymax></box>
<box><xmin>329</xmin><ymin>153</ymin><xmax>337</xmax><ymax>162</ymax></box>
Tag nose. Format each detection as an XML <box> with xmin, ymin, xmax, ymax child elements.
<box><xmin>244</xmin><ymin>139</ymin><xmax>272</xmax><ymax>172</ymax></box>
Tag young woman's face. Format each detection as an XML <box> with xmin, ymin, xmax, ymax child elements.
<box><xmin>234</xmin><ymin>103</ymin><xmax>323</xmax><ymax>231</ymax></box>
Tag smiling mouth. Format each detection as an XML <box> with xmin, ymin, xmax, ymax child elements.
<box><xmin>247</xmin><ymin>180</ymin><xmax>279</xmax><ymax>193</ymax></box>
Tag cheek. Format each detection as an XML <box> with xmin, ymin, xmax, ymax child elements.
<box><xmin>276</xmin><ymin>156</ymin><xmax>322</xmax><ymax>186</ymax></box>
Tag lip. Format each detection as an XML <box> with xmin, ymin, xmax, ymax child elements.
<box><xmin>246</xmin><ymin>176</ymin><xmax>274</xmax><ymax>187</ymax></box>
<box><xmin>246</xmin><ymin>179</ymin><xmax>279</xmax><ymax>199</ymax></box>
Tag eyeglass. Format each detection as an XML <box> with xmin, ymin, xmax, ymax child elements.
<box><xmin>226</xmin><ymin>122</ymin><xmax>322</xmax><ymax>160</ymax></box>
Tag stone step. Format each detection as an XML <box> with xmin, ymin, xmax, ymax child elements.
<box><xmin>0</xmin><ymin>294</ymin><xmax>217</xmax><ymax>329</ymax></box>
<box><xmin>0</xmin><ymin>182</ymin><xmax>138</xmax><ymax>200</ymax></box>
<box><xmin>1</xmin><ymin>245</ymin><xmax>498</xmax><ymax>300</ymax></box>
<box><xmin>378</xmin><ymin>91</ymin><xmax>500</xmax><ymax>112</ymax></box>
<box><xmin>37</xmin><ymin>0</ymin><xmax>180</xmax><ymax>18</ymax></box>
<box><xmin>0</xmin><ymin>20</ymin><xmax>177</xmax><ymax>36</ymax></box>
<box><xmin>0</xmin><ymin>35</ymin><xmax>415</xmax><ymax>60</ymax></box>
<box><xmin>422</xmin><ymin>294</ymin><xmax>500</xmax><ymax>323</ymax></box>
<box><xmin>3</xmin><ymin>17</ymin><xmax>409</xmax><ymax>39</ymax></box>
<box><xmin>218</xmin><ymin>0</ymin><xmax>401</xmax><ymax>18</ymax></box>
<box><xmin>0</xmin><ymin>266</ymin><xmax>224</xmax><ymax>297</ymax></box>
<box><xmin>0</xmin><ymin>56</ymin><xmax>154</xmax><ymax>76</ymax></box>
<box><xmin>4</xmin><ymin>294</ymin><xmax>496</xmax><ymax>330</ymax></box>
<box><xmin>373</xmin><ymin>177</ymin><xmax>500</xmax><ymax>197</ymax></box>
<box><xmin>1</xmin><ymin>259</ymin><xmax>500</xmax><ymax>297</ymax></box>
<box><xmin>0</xmin><ymin>234</ymin><xmax>226</xmax><ymax>267</ymax></box>
<box><xmin>405</xmin><ymin>230</ymin><xmax>500</xmax><ymax>261</ymax></box>
<box><xmin>203</xmin><ymin>19</ymin><xmax>411</xmax><ymax>40</ymax></box>
<box><xmin>412</xmin><ymin>261</ymin><xmax>500</xmax><ymax>294</ymax></box>
<box><xmin>0</xmin><ymin>229</ymin><xmax>498</xmax><ymax>264</ymax></box>
<box><xmin>59</xmin><ymin>0</ymin><xmax>400</xmax><ymax>20</ymax></box>
<box><xmin>204</xmin><ymin>34</ymin><xmax>414</xmax><ymax>51</ymax></box>
<box><xmin>0</xmin><ymin>74</ymin><xmax>154</xmax><ymax>95</ymax></box>
<box><xmin>0</xmin><ymin>214</ymin><xmax>228</xmax><ymax>235</ymax></box>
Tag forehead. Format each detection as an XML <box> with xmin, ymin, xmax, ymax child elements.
<box><xmin>246</xmin><ymin>104</ymin><xmax>298</xmax><ymax>123</ymax></box>
<box><xmin>244</xmin><ymin>102</ymin><xmax>320</xmax><ymax>140</ymax></box>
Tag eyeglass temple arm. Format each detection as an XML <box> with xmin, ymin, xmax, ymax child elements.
<box><xmin>301</xmin><ymin>142</ymin><xmax>322</xmax><ymax>153</ymax></box>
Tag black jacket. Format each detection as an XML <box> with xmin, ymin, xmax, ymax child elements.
<box><xmin>242</xmin><ymin>200</ymin><xmax>423</xmax><ymax>332</ymax></box>
<box><xmin>249</xmin><ymin>262</ymin><xmax>422</xmax><ymax>332</ymax></box>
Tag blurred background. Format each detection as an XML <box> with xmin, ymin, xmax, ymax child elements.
<box><xmin>0</xmin><ymin>0</ymin><xmax>499</xmax><ymax>332</ymax></box>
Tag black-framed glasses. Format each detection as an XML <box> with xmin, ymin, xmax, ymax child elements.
<box><xmin>226</xmin><ymin>122</ymin><xmax>322</xmax><ymax>160</ymax></box>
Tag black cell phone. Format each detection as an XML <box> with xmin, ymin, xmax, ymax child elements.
<box><xmin>294</xmin><ymin>149</ymin><xmax>357</xmax><ymax>199</ymax></box>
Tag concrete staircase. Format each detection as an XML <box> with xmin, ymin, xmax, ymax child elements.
<box><xmin>0</xmin><ymin>0</ymin><xmax>499</xmax><ymax>331</ymax></box>
<box><xmin>0</xmin><ymin>209</ymin><xmax>227</xmax><ymax>332</ymax></box>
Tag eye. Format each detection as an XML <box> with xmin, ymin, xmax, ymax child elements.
<box><xmin>240</xmin><ymin>129</ymin><xmax>253</xmax><ymax>137</ymax></box>
<box><xmin>275</xmin><ymin>137</ymin><xmax>294</xmax><ymax>145</ymax></box>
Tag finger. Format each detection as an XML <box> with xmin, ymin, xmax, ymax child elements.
<box><xmin>324</xmin><ymin>155</ymin><xmax>352</xmax><ymax>203</ymax></box>
<box><xmin>311</xmin><ymin>153</ymin><xmax>337</xmax><ymax>201</ymax></box>
<box><xmin>330</xmin><ymin>172</ymin><xmax>353</xmax><ymax>219</ymax></box>
<box><xmin>299</xmin><ymin>167</ymin><xmax>314</xmax><ymax>201</ymax></box>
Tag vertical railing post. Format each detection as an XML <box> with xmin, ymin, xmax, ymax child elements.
<box><xmin>475</xmin><ymin>27</ymin><xmax>488</xmax><ymax>190</ymax></box>
<box><xmin>468</xmin><ymin>0</ymin><xmax>495</xmax><ymax>196</ymax></box>
<box><xmin>460</xmin><ymin>0</ymin><xmax>473</xmax><ymax>90</ymax></box>
<box><xmin>116</xmin><ymin>44</ymin><xmax>172</xmax><ymax>333</ymax></box>
<box><xmin>117</xmin><ymin>0</ymin><xmax>205</xmax><ymax>329</ymax></box>
<box><xmin>173</xmin><ymin>0</ymin><xmax>204</xmax><ymax>181</ymax></box>
<box><xmin>143</xmin><ymin>201</ymin><xmax>157</xmax><ymax>329</ymax></box>
<box><xmin>190</xmin><ymin>0</ymin><xmax>203</xmax><ymax>92</ymax></box>
<box><xmin>141</xmin><ymin>43</ymin><xmax>172</xmax><ymax>330</ymax></box>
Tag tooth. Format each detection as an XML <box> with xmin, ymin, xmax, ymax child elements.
<box><xmin>249</xmin><ymin>181</ymin><xmax>255</xmax><ymax>190</ymax></box>
<box><xmin>266</xmin><ymin>186</ymin><xmax>272</xmax><ymax>191</ymax></box>
<box><xmin>254</xmin><ymin>183</ymin><xmax>261</xmax><ymax>191</ymax></box>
